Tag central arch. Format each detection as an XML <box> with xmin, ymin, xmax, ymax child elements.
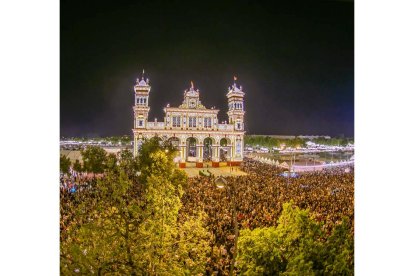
<box><xmin>219</xmin><ymin>137</ymin><xmax>231</xmax><ymax>162</ymax></box>
<box><xmin>203</xmin><ymin>137</ymin><xmax>214</xmax><ymax>161</ymax></box>
<box><xmin>186</xmin><ymin>137</ymin><xmax>197</xmax><ymax>161</ymax></box>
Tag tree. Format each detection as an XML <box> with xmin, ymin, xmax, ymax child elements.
<box><xmin>118</xmin><ymin>149</ymin><xmax>139</xmax><ymax>178</ymax></box>
<box><xmin>61</xmin><ymin>147</ymin><xmax>210</xmax><ymax>275</ymax></box>
<box><xmin>81</xmin><ymin>146</ymin><xmax>108</xmax><ymax>174</ymax></box>
<box><xmin>236</xmin><ymin>226</ymin><xmax>285</xmax><ymax>275</ymax></box>
<box><xmin>175</xmin><ymin>211</ymin><xmax>212</xmax><ymax>275</ymax></box>
<box><xmin>60</xmin><ymin>154</ymin><xmax>71</xmax><ymax>175</ymax></box>
<box><xmin>61</xmin><ymin>170</ymin><xmax>140</xmax><ymax>275</ymax></box>
<box><xmin>275</xmin><ymin>201</ymin><xmax>324</xmax><ymax>274</ymax></box>
<box><xmin>105</xmin><ymin>153</ymin><xmax>118</xmax><ymax>173</ymax></box>
<box><xmin>236</xmin><ymin>202</ymin><xmax>353</xmax><ymax>275</ymax></box>
<box><xmin>72</xmin><ymin>159</ymin><xmax>83</xmax><ymax>173</ymax></box>
<box><xmin>321</xmin><ymin>217</ymin><xmax>354</xmax><ymax>275</ymax></box>
<box><xmin>137</xmin><ymin>136</ymin><xmax>178</xmax><ymax>184</ymax></box>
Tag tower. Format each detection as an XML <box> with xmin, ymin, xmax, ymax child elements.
<box><xmin>133</xmin><ymin>70</ymin><xmax>151</xmax><ymax>129</ymax></box>
<box><xmin>133</xmin><ymin>71</ymin><xmax>150</xmax><ymax>156</ymax></box>
<box><xmin>182</xmin><ymin>81</ymin><xmax>201</xmax><ymax>109</ymax></box>
<box><xmin>227</xmin><ymin>77</ymin><xmax>245</xmax><ymax>131</ymax></box>
<box><xmin>227</xmin><ymin>77</ymin><xmax>245</xmax><ymax>163</ymax></box>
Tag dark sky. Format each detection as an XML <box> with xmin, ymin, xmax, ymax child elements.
<box><xmin>61</xmin><ymin>0</ymin><xmax>354</xmax><ymax>138</ymax></box>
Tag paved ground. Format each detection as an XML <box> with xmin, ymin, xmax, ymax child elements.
<box><xmin>179</xmin><ymin>162</ymin><xmax>247</xmax><ymax>177</ymax></box>
<box><xmin>61</xmin><ymin>150</ymin><xmax>83</xmax><ymax>163</ymax></box>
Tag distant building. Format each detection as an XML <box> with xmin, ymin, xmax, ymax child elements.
<box><xmin>132</xmin><ymin>73</ymin><xmax>245</xmax><ymax>168</ymax></box>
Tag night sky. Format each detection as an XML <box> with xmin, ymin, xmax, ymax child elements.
<box><xmin>61</xmin><ymin>0</ymin><xmax>354</xmax><ymax>138</ymax></box>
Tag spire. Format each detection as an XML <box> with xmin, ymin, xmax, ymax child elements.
<box><xmin>228</xmin><ymin>76</ymin><xmax>243</xmax><ymax>94</ymax></box>
<box><xmin>191</xmin><ymin>80</ymin><xmax>194</xmax><ymax>89</ymax></box>
<box><xmin>136</xmin><ymin>69</ymin><xmax>149</xmax><ymax>86</ymax></box>
<box><xmin>232</xmin><ymin>75</ymin><xmax>240</xmax><ymax>91</ymax></box>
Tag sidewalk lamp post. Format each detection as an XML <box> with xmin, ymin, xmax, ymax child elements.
<box><xmin>215</xmin><ymin>176</ymin><xmax>238</xmax><ymax>276</ymax></box>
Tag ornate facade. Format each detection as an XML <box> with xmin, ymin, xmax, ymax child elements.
<box><xmin>132</xmin><ymin>73</ymin><xmax>245</xmax><ymax>168</ymax></box>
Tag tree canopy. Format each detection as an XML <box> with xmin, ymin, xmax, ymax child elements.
<box><xmin>61</xmin><ymin>141</ymin><xmax>211</xmax><ymax>275</ymax></box>
<box><xmin>80</xmin><ymin>146</ymin><xmax>108</xmax><ymax>173</ymax></box>
<box><xmin>245</xmin><ymin>135</ymin><xmax>353</xmax><ymax>148</ymax></box>
<box><xmin>60</xmin><ymin>154</ymin><xmax>71</xmax><ymax>175</ymax></box>
<box><xmin>236</xmin><ymin>201</ymin><xmax>354</xmax><ymax>275</ymax></box>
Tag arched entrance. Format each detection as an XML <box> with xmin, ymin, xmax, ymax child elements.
<box><xmin>203</xmin><ymin>137</ymin><xmax>214</xmax><ymax>161</ymax></box>
<box><xmin>219</xmin><ymin>138</ymin><xmax>231</xmax><ymax>162</ymax></box>
<box><xmin>186</xmin><ymin>137</ymin><xmax>197</xmax><ymax>161</ymax></box>
<box><xmin>167</xmin><ymin>137</ymin><xmax>180</xmax><ymax>149</ymax></box>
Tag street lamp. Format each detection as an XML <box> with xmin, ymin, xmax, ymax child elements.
<box><xmin>215</xmin><ymin>176</ymin><xmax>238</xmax><ymax>276</ymax></box>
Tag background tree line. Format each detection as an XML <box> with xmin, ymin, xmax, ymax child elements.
<box><xmin>245</xmin><ymin>135</ymin><xmax>354</xmax><ymax>149</ymax></box>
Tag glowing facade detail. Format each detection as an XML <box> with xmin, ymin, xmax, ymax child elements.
<box><xmin>132</xmin><ymin>73</ymin><xmax>246</xmax><ymax>167</ymax></box>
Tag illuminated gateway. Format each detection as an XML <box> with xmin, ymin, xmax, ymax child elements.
<box><xmin>132</xmin><ymin>72</ymin><xmax>245</xmax><ymax>168</ymax></box>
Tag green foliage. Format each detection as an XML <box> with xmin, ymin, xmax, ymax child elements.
<box><xmin>61</xmin><ymin>170</ymin><xmax>140</xmax><ymax>274</ymax></box>
<box><xmin>105</xmin><ymin>153</ymin><xmax>118</xmax><ymax>173</ymax></box>
<box><xmin>276</xmin><ymin>202</ymin><xmax>323</xmax><ymax>264</ymax></box>
<box><xmin>61</xmin><ymin>147</ymin><xmax>210</xmax><ymax>275</ymax></box>
<box><xmin>245</xmin><ymin>135</ymin><xmax>353</xmax><ymax>148</ymax></box>
<box><xmin>322</xmin><ymin>217</ymin><xmax>354</xmax><ymax>275</ymax></box>
<box><xmin>72</xmin><ymin>159</ymin><xmax>83</xmax><ymax>173</ymax></box>
<box><xmin>60</xmin><ymin>154</ymin><xmax>71</xmax><ymax>175</ymax></box>
<box><xmin>137</xmin><ymin>136</ymin><xmax>179</xmax><ymax>184</ymax></box>
<box><xmin>198</xmin><ymin>170</ymin><xmax>212</xmax><ymax>177</ymax></box>
<box><xmin>176</xmin><ymin>211</ymin><xmax>212</xmax><ymax>275</ymax></box>
<box><xmin>81</xmin><ymin>146</ymin><xmax>108</xmax><ymax>173</ymax></box>
<box><xmin>104</xmin><ymin>149</ymin><xmax>140</xmax><ymax>178</ymax></box>
<box><xmin>236</xmin><ymin>227</ymin><xmax>285</xmax><ymax>275</ymax></box>
<box><xmin>236</xmin><ymin>202</ymin><xmax>353</xmax><ymax>275</ymax></box>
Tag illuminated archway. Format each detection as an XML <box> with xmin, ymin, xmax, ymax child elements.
<box><xmin>203</xmin><ymin>137</ymin><xmax>214</xmax><ymax>161</ymax></box>
<box><xmin>219</xmin><ymin>137</ymin><xmax>231</xmax><ymax>161</ymax></box>
<box><xmin>186</xmin><ymin>137</ymin><xmax>197</xmax><ymax>160</ymax></box>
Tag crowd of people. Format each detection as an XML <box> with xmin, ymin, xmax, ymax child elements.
<box><xmin>60</xmin><ymin>171</ymin><xmax>101</xmax><ymax>241</ymax></box>
<box><xmin>60</xmin><ymin>156</ymin><xmax>354</xmax><ymax>275</ymax></box>
<box><xmin>60</xmin><ymin>169</ymin><xmax>102</xmax><ymax>192</ymax></box>
<box><xmin>180</xmin><ymin>158</ymin><xmax>354</xmax><ymax>274</ymax></box>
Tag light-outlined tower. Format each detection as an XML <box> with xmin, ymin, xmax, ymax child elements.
<box><xmin>133</xmin><ymin>70</ymin><xmax>150</xmax><ymax>154</ymax></box>
<box><xmin>226</xmin><ymin>76</ymin><xmax>245</xmax><ymax>163</ymax></box>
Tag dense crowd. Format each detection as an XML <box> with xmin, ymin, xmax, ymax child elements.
<box><xmin>60</xmin><ymin>172</ymin><xmax>101</xmax><ymax>241</ymax></box>
<box><xmin>60</xmin><ymin>169</ymin><xmax>103</xmax><ymax>192</ymax></box>
<box><xmin>60</xmin><ymin>157</ymin><xmax>353</xmax><ymax>275</ymax></box>
<box><xmin>180</xmin><ymin>158</ymin><xmax>354</xmax><ymax>275</ymax></box>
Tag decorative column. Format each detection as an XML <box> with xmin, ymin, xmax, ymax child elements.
<box><xmin>212</xmin><ymin>143</ymin><xmax>220</xmax><ymax>167</ymax></box>
<box><xmin>196</xmin><ymin>144</ymin><xmax>203</xmax><ymax>168</ymax></box>
<box><xmin>232</xmin><ymin>137</ymin><xmax>243</xmax><ymax>165</ymax></box>
<box><xmin>227</xmin><ymin>140</ymin><xmax>234</xmax><ymax>166</ymax></box>
<box><xmin>179</xmin><ymin>142</ymin><xmax>186</xmax><ymax>168</ymax></box>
